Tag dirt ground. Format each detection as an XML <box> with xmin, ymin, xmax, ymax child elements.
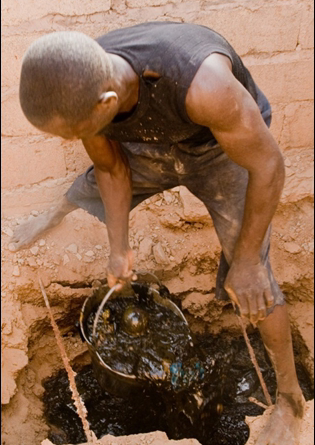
<box><xmin>1</xmin><ymin>187</ymin><xmax>314</xmax><ymax>445</ymax></box>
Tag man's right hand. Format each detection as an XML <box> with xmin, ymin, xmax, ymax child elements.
<box><xmin>82</xmin><ymin>136</ymin><xmax>134</xmax><ymax>291</ymax></box>
<box><xmin>107</xmin><ymin>248</ymin><xmax>137</xmax><ymax>290</ymax></box>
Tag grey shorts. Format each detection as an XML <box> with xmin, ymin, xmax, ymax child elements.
<box><xmin>66</xmin><ymin>89</ymin><xmax>285</xmax><ymax>311</ymax></box>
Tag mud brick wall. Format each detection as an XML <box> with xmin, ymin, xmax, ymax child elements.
<box><xmin>2</xmin><ymin>0</ymin><xmax>314</xmax><ymax>216</ymax></box>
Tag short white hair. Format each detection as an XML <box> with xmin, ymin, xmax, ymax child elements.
<box><xmin>19</xmin><ymin>31</ymin><xmax>113</xmax><ymax>127</ymax></box>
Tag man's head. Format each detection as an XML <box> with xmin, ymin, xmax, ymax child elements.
<box><xmin>19</xmin><ymin>31</ymin><xmax>118</xmax><ymax>138</ymax></box>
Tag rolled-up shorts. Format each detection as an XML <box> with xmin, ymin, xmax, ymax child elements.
<box><xmin>66</xmin><ymin>86</ymin><xmax>285</xmax><ymax>312</ymax></box>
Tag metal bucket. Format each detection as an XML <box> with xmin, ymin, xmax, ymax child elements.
<box><xmin>79</xmin><ymin>272</ymin><xmax>188</xmax><ymax>398</ymax></box>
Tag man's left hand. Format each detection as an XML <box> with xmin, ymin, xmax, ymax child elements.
<box><xmin>224</xmin><ymin>260</ymin><xmax>274</xmax><ymax>325</ymax></box>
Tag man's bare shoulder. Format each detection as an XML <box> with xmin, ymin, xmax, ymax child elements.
<box><xmin>185</xmin><ymin>52</ymin><xmax>242</xmax><ymax>128</ymax></box>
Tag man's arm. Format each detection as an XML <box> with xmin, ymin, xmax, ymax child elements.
<box><xmin>82</xmin><ymin>135</ymin><xmax>134</xmax><ymax>288</ymax></box>
<box><xmin>186</xmin><ymin>54</ymin><xmax>285</xmax><ymax>324</ymax></box>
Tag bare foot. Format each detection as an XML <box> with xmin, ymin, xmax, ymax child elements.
<box><xmin>255</xmin><ymin>391</ymin><xmax>306</xmax><ymax>445</ymax></box>
<box><xmin>9</xmin><ymin>197</ymin><xmax>78</xmax><ymax>251</ymax></box>
<box><xmin>9</xmin><ymin>211</ymin><xmax>64</xmax><ymax>251</ymax></box>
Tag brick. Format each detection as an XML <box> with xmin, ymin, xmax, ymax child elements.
<box><xmin>111</xmin><ymin>0</ymin><xmax>127</xmax><ymax>14</ymax></box>
<box><xmin>62</xmin><ymin>139</ymin><xmax>92</xmax><ymax>174</ymax></box>
<box><xmin>2</xmin><ymin>35</ymin><xmax>49</xmax><ymax>89</ymax></box>
<box><xmin>281</xmin><ymin>148</ymin><xmax>314</xmax><ymax>203</ymax></box>
<box><xmin>299</xmin><ymin>3</ymin><xmax>314</xmax><ymax>50</ymax></box>
<box><xmin>2</xmin><ymin>92</ymin><xmax>43</xmax><ymax>137</ymax></box>
<box><xmin>280</xmin><ymin>101</ymin><xmax>314</xmax><ymax>149</ymax></box>
<box><xmin>269</xmin><ymin>104</ymin><xmax>285</xmax><ymax>145</ymax></box>
<box><xmin>164</xmin><ymin>2</ymin><xmax>202</xmax><ymax>20</ymax></box>
<box><xmin>126</xmin><ymin>0</ymin><xmax>170</xmax><ymax>7</ymax></box>
<box><xmin>246</xmin><ymin>58</ymin><xmax>314</xmax><ymax>104</ymax></box>
<box><xmin>197</xmin><ymin>4</ymin><xmax>301</xmax><ymax>55</ymax></box>
<box><xmin>121</xmin><ymin>5</ymin><xmax>178</xmax><ymax>23</ymax></box>
<box><xmin>1</xmin><ymin>0</ymin><xmax>111</xmax><ymax>27</ymax></box>
<box><xmin>2</xmin><ymin>137</ymin><xmax>67</xmax><ymax>189</ymax></box>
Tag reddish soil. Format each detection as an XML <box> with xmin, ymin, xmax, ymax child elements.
<box><xmin>1</xmin><ymin>189</ymin><xmax>314</xmax><ymax>445</ymax></box>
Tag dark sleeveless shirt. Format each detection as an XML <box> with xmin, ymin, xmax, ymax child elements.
<box><xmin>96</xmin><ymin>22</ymin><xmax>260</xmax><ymax>146</ymax></box>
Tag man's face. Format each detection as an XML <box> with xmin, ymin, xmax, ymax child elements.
<box><xmin>40</xmin><ymin>104</ymin><xmax>117</xmax><ymax>140</ymax></box>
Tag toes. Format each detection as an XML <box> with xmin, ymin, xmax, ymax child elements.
<box><xmin>8</xmin><ymin>233</ymin><xmax>30</xmax><ymax>251</ymax></box>
<box><xmin>9</xmin><ymin>227</ymin><xmax>24</xmax><ymax>245</ymax></box>
<box><xmin>8</xmin><ymin>240</ymin><xmax>26</xmax><ymax>252</ymax></box>
<box><xmin>255</xmin><ymin>412</ymin><xmax>298</xmax><ymax>445</ymax></box>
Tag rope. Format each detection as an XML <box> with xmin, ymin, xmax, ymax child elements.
<box><xmin>38</xmin><ymin>275</ymin><xmax>98</xmax><ymax>444</ymax></box>
<box><xmin>237</xmin><ymin>315</ymin><xmax>273</xmax><ymax>407</ymax></box>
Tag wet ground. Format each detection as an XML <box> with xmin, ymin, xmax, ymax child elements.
<box><xmin>42</xmin><ymin>331</ymin><xmax>313</xmax><ymax>445</ymax></box>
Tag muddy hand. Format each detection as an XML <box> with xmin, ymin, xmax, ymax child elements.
<box><xmin>224</xmin><ymin>260</ymin><xmax>274</xmax><ymax>326</ymax></box>
<box><xmin>107</xmin><ymin>249</ymin><xmax>137</xmax><ymax>290</ymax></box>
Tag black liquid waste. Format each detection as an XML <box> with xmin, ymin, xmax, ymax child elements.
<box><xmin>43</xmin><ymin>286</ymin><xmax>314</xmax><ymax>445</ymax></box>
<box><xmin>86</xmin><ymin>287</ymin><xmax>203</xmax><ymax>389</ymax></box>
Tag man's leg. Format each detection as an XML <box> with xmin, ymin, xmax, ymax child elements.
<box><xmin>9</xmin><ymin>195</ymin><xmax>78</xmax><ymax>251</ymax></box>
<box><xmin>256</xmin><ymin>306</ymin><xmax>305</xmax><ymax>445</ymax></box>
<box><xmin>180</xmin><ymin>145</ymin><xmax>305</xmax><ymax>444</ymax></box>
<box><xmin>10</xmin><ymin>142</ymin><xmax>178</xmax><ymax>251</ymax></box>
<box><xmin>10</xmin><ymin>164</ymin><xmax>104</xmax><ymax>250</ymax></box>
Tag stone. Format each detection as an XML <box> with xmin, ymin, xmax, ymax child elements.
<box><xmin>160</xmin><ymin>213</ymin><xmax>184</xmax><ymax>229</ymax></box>
<box><xmin>39</xmin><ymin>239</ymin><xmax>46</xmax><ymax>246</ymax></box>
<box><xmin>138</xmin><ymin>237</ymin><xmax>153</xmax><ymax>259</ymax></box>
<box><xmin>163</xmin><ymin>190</ymin><xmax>173</xmax><ymax>204</ymax></box>
<box><xmin>83</xmin><ymin>257</ymin><xmax>94</xmax><ymax>263</ymax></box>
<box><xmin>65</xmin><ymin>243</ymin><xmax>78</xmax><ymax>254</ymax></box>
<box><xmin>12</xmin><ymin>266</ymin><xmax>20</xmax><ymax>277</ymax></box>
<box><xmin>150</xmin><ymin>195</ymin><xmax>161</xmax><ymax>203</ymax></box>
<box><xmin>95</xmin><ymin>245</ymin><xmax>102</xmax><ymax>250</ymax></box>
<box><xmin>63</xmin><ymin>254</ymin><xmax>70</xmax><ymax>265</ymax></box>
<box><xmin>27</xmin><ymin>257</ymin><xmax>37</xmax><ymax>267</ymax></box>
<box><xmin>30</xmin><ymin>246</ymin><xmax>39</xmax><ymax>255</ymax></box>
<box><xmin>284</xmin><ymin>242</ymin><xmax>302</xmax><ymax>254</ymax></box>
<box><xmin>85</xmin><ymin>250</ymin><xmax>95</xmax><ymax>257</ymax></box>
<box><xmin>76</xmin><ymin>254</ymin><xmax>82</xmax><ymax>261</ymax></box>
<box><xmin>153</xmin><ymin>243</ymin><xmax>169</xmax><ymax>264</ymax></box>
<box><xmin>179</xmin><ymin>187</ymin><xmax>209</xmax><ymax>223</ymax></box>
<box><xmin>136</xmin><ymin>230</ymin><xmax>144</xmax><ymax>240</ymax></box>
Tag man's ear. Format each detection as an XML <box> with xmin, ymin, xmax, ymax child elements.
<box><xmin>98</xmin><ymin>91</ymin><xmax>118</xmax><ymax>104</ymax></box>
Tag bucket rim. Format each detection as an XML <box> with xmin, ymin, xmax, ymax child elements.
<box><xmin>79</xmin><ymin>279</ymin><xmax>188</xmax><ymax>382</ymax></box>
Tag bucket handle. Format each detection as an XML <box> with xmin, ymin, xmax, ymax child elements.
<box><xmin>92</xmin><ymin>284</ymin><xmax>119</xmax><ymax>340</ymax></box>
<box><xmin>91</xmin><ymin>271</ymin><xmax>163</xmax><ymax>341</ymax></box>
